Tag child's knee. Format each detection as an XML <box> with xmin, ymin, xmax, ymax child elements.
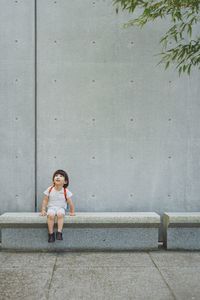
<box><xmin>48</xmin><ymin>213</ymin><xmax>55</xmax><ymax>220</ymax></box>
<box><xmin>57</xmin><ymin>212</ymin><xmax>64</xmax><ymax>218</ymax></box>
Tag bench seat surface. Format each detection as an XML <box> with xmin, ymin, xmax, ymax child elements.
<box><xmin>163</xmin><ymin>212</ymin><xmax>200</xmax><ymax>224</ymax></box>
<box><xmin>0</xmin><ymin>212</ymin><xmax>160</xmax><ymax>225</ymax></box>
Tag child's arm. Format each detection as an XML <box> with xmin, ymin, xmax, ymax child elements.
<box><xmin>67</xmin><ymin>197</ymin><xmax>75</xmax><ymax>216</ymax></box>
<box><xmin>40</xmin><ymin>195</ymin><xmax>49</xmax><ymax>216</ymax></box>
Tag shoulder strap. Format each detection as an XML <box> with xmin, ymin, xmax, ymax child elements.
<box><xmin>63</xmin><ymin>188</ymin><xmax>68</xmax><ymax>201</ymax></box>
<box><xmin>48</xmin><ymin>186</ymin><xmax>54</xmax><ymax>195</ymax></box>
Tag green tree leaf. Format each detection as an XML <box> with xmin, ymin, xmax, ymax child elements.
<box><xmin>113</xmin><ymin>0</ymin><xmax>200</xmax><ymax>76</ymax></box>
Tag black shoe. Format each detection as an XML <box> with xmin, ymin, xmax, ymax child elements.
<box><xmin>56</xmin><ymin>231</ymin><xmax>63</xmax><ymax>240</ymax></box>
<box><xmin>48</xmin><ymin>232</ymin><xmax>55</xmax><ymax>243</ymax></box>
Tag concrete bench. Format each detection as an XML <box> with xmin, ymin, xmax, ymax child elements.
<box><xmin>163</xmin><ymin>212</ymin><xmax>200</xmax><ymax>250</ymax></box>
<box><xmin>0</xmin><ymin>212</ymin><xmax>160</xmax><ymax>251</ymax></box>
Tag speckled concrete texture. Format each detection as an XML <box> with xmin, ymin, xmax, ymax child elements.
<box><xmin>163</xmin><ymin>213</ymin><xmax>200</xmax><ymax>249</ymax></box>
<box><xmin>0</xmin><ymin>212</ymin><xmax>160</xmax><ymax>225</ymax></box>
<box><xmin>1</xmin><ymin>227</ymin><xmax>159</xmax><ymax>251</ymax></box>
<box><xmin>0</xmin><ymin>250</ymin><xmax>200</xmax><ymax>300</ymax></box>
<box><xmin>0</xmin><ymin>212</ymin><xmax>160</xmax><ymax>250</ymax></box>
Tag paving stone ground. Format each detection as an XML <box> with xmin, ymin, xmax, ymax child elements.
<box><xmin>0</xmin><ymin>248</ymin><xmax>200</xmax><ymax>300</ymax></box>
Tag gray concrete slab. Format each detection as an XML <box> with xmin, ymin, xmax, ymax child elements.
<box><xmin>1</xmin><ymin>227</ymin><xmax>159</xmax><ymax>251</ymax></box>
<box><xmin>0</xmin><ymin>212</ymin><xmax>160</xmax><ymax>225</ymax></box>
<box><xmin>1</xmin><ymin>250</ymin><xmax>200</xmax><ymax>300</ymax></box>
<box><xmin>158</xmin><ymin>267</ymin><xmax>200</xmax><ymax>300</ymax></box>
<box><xmin>48</xmin><ymin>265</ymin><xmax>173</xmax><ymax>300</ymax></box>
<box><xmin>36</xmin><ymin>0</ymin><xmax>200</xmax><ymax>221</ymax></box>
<box><xmin>0</xmin><ymin>0</ymin><xmax>35</xmax><ymax>215</ymax></box>
<box><xmin>0</xmin><ymin>268</ymin><xmax>51</xmax><ymax>300</ymax></box>
<box><xmin>0</xmin><ymin>212</ymin><xmax>160</xmax><ymax>251</ymax></box>
<box><xmin>55</xmin><ymin>252</ymin><xmax>153</xmax><ymax>268</ymax></box>
<box><xmin>163</xmin><ymin>213</ymin><xmax>200</xmax><ymax>249</ymax></box>
<box><xmin>0</xmin><ymin>252</ymin><xmax>57</xmax><ymax>269</ymax></box>
<box><xmin>149</xmin><ymin>251</ymin><xmax>200</xmax><ymax>268</ymax></box>
<box><xmin>148</xmin><ymin>251</ymin><xmax>200</xmax><ymax>300</ymax></box>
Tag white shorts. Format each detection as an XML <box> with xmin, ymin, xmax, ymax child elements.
<box><xmin>47</xmin><ymin>206</ymin><xmax>66</xmax><ymax>216</ymax></box>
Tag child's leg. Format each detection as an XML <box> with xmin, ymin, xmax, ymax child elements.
<box><xmin>47</xmin><ymin>212</ymin><xmax>55</xmax><ymax>234</ymax></box>
<box><xmin>57</xmin><ymin>211</ymin><xmax>64</xmax><ymax>232</ymax></box>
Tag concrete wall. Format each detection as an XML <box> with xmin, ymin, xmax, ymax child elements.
<box><xmin>0</xmin><ymin>0</ymin><xmax>35</xmax><ymax>213</ymax></box>
<box><xmin>0</xmin><ymin>0</ymin><xmax>200</xmax><ymax>217</ymax></box>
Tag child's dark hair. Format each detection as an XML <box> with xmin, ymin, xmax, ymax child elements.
<box><xmin>52</xmin><ymin>169</ymin><xmax>69</xmax><ymax>188</ymax></box>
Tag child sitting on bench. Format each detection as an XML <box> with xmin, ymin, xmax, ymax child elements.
<box><xmin>40</xmin><ymin>169</ymin><xmax>75</xmax><ymax>243</ymax></box>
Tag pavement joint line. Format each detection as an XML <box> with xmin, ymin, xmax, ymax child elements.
<box><xmin>148</xmin><ymin>251</ymin><xmax>177</xmax><ymax>300</ymax></box>
<box><xmin>54</xmin><ymin>266</ymin><xmax>156</xmax><ymax>270</ymax></box>
<box><xmin>0</xmin><ymin>253</ymin><xmax>10</xmax><ymax>265</ymax></box>
<box><xmin>46</xmin><ymin>253</ymin><xmax>58</xmax><ymax>300</ymax></box>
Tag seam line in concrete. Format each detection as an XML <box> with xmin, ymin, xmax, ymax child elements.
<box><xmin>34</xmin><ymin>0</ymin><xmax>38</xmax><ymax>212</ymax></box>
<box><xmin>54</xmin><ymin>265</ymin><xmax>155</xmax><ymax>269</ymax></box>
<box><xmin>46</xmin><ymin>254</ymin><xmax>58</xmax><ymax>300</ymax></box>
<box><xmin>148</xmin><ymin>252</ymin><xmax>177</xmax><ymax>300</ymax></box>
<box><xmin>0</xmin><ymin>253</ymin><xmax>10</xmax><ymax>265</ymax></box>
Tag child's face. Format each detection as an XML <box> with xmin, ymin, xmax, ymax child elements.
<box><xmin>53</xmin><ymin>174</ymin><xmax>66</xmax><ymax>186</ymax></box>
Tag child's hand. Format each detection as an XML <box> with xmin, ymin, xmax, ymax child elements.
<box><xmin>69</xmin><ymin>212</ymin><xmax>75</xmax><ymax>216</ymax></box>
<box><xmin>40</xmin><ymin>210</ymin><xmax>47</xmax><ymax>216</ymax></box>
